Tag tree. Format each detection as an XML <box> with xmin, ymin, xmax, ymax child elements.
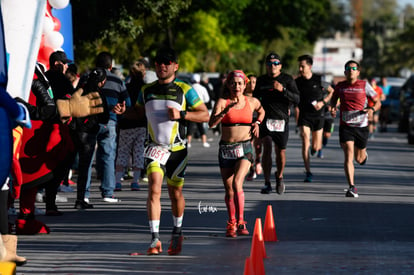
<box><xmin>70</xmin><ymin>0</ymin><xmax>191</xmax><ymax>72</ymax></box>
<box><xmin>360</xmin><ymin>0</ymin><xmax>400</xmax><ymax>76</ymax></box>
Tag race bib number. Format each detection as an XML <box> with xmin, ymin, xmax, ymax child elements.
<box><xmin>266</xmin><ymin>119</ymin><xmax>285</xmax><ymax>132</ymax></box>
<box><xmin>144</xmin><ymin>145</ymin><xmax>171</xmax><ymax>165</ymax></box>
<box><xmin>342</xmin><ymin>110</ymin><xmax>366</xmax><ymax>125</ymax></box>
<box><xmin>221</xmin><ymin>144</ymin><xmax>244</xmax><ymax>159</ymax></box>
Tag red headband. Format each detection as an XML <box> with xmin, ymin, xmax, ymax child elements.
<box><xmin>226</xmin><ymin>70</ymin><xmax>249</xmax><ymax>84</ymax></box>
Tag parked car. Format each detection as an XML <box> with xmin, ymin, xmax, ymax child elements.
<box><xmin>388</xmin><ymin>79</ymin><xmax>406</xmax><ymax>122</ymax></box>
<box><xmin>408</xmin><ymin>104</ymin><xmax>414</xmax><ymax>144</ymax></box>
<box><xmin>398</xmin><ymin>75</ymin><xmax>414</xmax><ymax>132</ymax></box>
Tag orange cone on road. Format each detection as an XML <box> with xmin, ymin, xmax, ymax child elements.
<box><xmin>251</xmin><ymin>218</ymin><xmax>266</xmax><ymax>258</ymax></box>
<box><xmin>250</xmin><ymin>234</ymin><xmax>265</xmax><ymax>275</ymax></box>
<box><xmin>263</xmin><ymin>205</ymin><xmax>278</xmax><ymax>242</ymax></box>
<box><xmin>243</xmin><ymin>257</ymin><xmax>254</xmax><ymax>275</ymax></box>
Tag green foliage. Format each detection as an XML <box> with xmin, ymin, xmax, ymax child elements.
<box><xmin>71</xmin><ymin>0</ymin><xmax>191</xmax><ymax>72</ymax></box>
<box><xmin>385</xmin><ymin>18</ymin><xmax>414</xmax><ymax>74</ymax></box>
<box><xmin>71</xmin><ymin>0</ymin><xmax>368</xmax><ymax>76</ymax></box>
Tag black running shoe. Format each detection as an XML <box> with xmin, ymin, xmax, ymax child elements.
<box><xmin>260</xmin><ymin>183</ymin><xmax>272</xmax><ymax>194</ymax></box>
<box><xmin>360</xmin><ymin>152</ymin><xmax>368</xmax><ymax>165</ymax></box>
<box><xmin>304</xmin><ymin>172</ymin><xmax>313</xmax><ymax>182</ymax></box>
<box><xmin>276</xmin><ymin>177</ymin><xmax>285</xmax><ymax>195</ymax></box>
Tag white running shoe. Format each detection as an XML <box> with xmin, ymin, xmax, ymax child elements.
<box><xmin>103</xmin><ymin>197</ymin><xmax>120</xmax><ymax>203</ymax></box>
<box><xmin>55</xmin><ymin>194</ymin><xmax>68</xmax><ymax>203</ymax></box>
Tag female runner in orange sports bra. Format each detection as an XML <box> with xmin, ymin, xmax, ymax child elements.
<box><xmin>209</xmin><ymin>70</ymin><xmax>265</xmax><ymax>238</ymax></box>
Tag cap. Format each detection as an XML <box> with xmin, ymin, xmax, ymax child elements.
<box><xmin>136</xmin><ymin>58</ymin><xmax>150</xmax><ymax>68</ymax></box>
<box><xmin>155</xmin><ymin>47</ymin><xmax>178</xmax><ymax>63</ymax></box>
<box><xmin>191</xmin><ymin>73</ymin><xmax>201</xmax><ymax>83</ymax></box>
<box><xmin>265</xmin><ymin>52</ymin><xmax>281</xmax><ymax>62</ymax></box>
<box><xmin>49</xmin><ymin>50</ymin><xmax>72</xmax><ymax>65</ymax></box>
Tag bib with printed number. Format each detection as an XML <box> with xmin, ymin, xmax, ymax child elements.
<box><xmin>266</xmin><ymin>119</ymin><xmax>285</xmax><ymax>132</ymax></box>
<box><xmin>342</xmin><ymin>110</ymin><xmax>367</xmax><ymax>127</ymax></box>
<box><xmin>221</xmin><ymin>143</ymin><xmax>244</xmax><ymax>159</ymax></box>
<box><xmin>144</xmin><ymin>145</ymin><xmax>171</xmax><ymax>165</ymax></box>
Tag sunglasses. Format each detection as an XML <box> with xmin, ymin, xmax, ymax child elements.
<box><xmin>345</xmin><ymin>66</ymin><xmax>358</xmax><ymax>71</ymax></box>
<box><xmin>266</xmin><ymin>61</ymin><xmax>281</xmax><ymax>66</ymax></box>
<box><xmin>155</xmin><ymin>58</ymin><xmax>174</xmax><ymax>66</ymax></box>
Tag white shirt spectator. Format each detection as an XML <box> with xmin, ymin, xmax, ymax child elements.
<box><xmin>191</xmin><ymin>73</ymin><xmax>210</xmax><ymax>108</ymax></box>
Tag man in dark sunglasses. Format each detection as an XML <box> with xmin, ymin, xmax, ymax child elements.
<box><xmin>253</xmin><ymin>52</ymin><xmax>300</xmax><ymax>195</ymax></box>
<box><xmin>330</xmin><ymin>60</ymin><xmax>381</xmax><ymax>198</ymax></box>
<box><xmin>129</xmin><ymin>47</ymin><xmax>209</xmax><ymax>256</ymax></box>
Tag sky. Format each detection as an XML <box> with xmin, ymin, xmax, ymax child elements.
<box><xmin>398</xmin><ymin>0</ymin><xmax>414</xmax><ymax>8</ymax></box>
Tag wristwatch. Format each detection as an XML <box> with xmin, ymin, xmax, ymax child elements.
<box><xmin>180</xmin><ymin>110</ymin><xmax>187</xmax><ymax>120</ymax></box>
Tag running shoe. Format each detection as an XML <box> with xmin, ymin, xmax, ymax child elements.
<box><xmin>345</xmin><ymin>186</ymin><xmax>359</xmax><ymax>198</ymax></box>
<box><xmin>114</xmin><ymin>182</ymin><xmax>122</xmax><ymax>191</ymax></box>
<box><xmin>276</xmin><ymin>177</ymin><xmax>285</xmax><ymax>195</ymax></box>
<box><xmin>45</xmin><ymin>209</ymin><xmax>63</xmax><ymax>216</ymax></box>
<box><xmin>255</xmin><ymin>162</ymin><xmax>263</xmax><ymax>175</ymax></box>
<box><xmin>168</xmin><ymin>234</ymin><xmax>184</xmax><ymax>255</ymax></box>
<box><xmin>360</xmin><ymin>152</ymin><xmax>368</xmax><ymax>165</ymax></box>
<box><xmin>304</xmin><ymin>171</ymin><xmax>313</xmax><ymax>183</ymax></box>
<box><xmin>36</xmin><ymin>192</ymin><xmax>44</xmax><ymax>203</ymax></box>
<box><xmin>102</xmin><ymin>196</ymin><xmax>121</xmax><ymax>203</ymax></box>
<box><xmin>310</xmin><ymin>148</ymin><xmax>317</xmax><ymax>156</ymax></box>
<box><xmin>74</xmin><ymin>199</ymin><xmax>94</xmax><ymax>209</ymax></box>
<box><xmin>55</xmin><ymin>194</ymin><xmax>68</xmax><ymax>202</ymax></box>
<box><xmin>226</xmin><ymin>221</ymin><xmax>237</xmax><ymax>238</ymax></box>
<box><xmin>130</xmin><ymin>182</ymin><xmax>140</xmax><ymax>191</ymax></box>
<box><xmin>237</xmin><ymin>221</ymin><xmax>249</xmax><ymax>236</ymax></box>
<box><xmin>260</xmin><ymin>183</ymin><xmax>272</xmax><ymax>194</ymax></box>
<box><xmin>317</xmin><ymin>150</ymin><xmax>324</xmax><ymax>159</ymax></box>
<box><xmin>58</xmin><ymin>184</ymin><xmax>74</xmax><ymax>192</ymax></box>
<box><xmin>147</xmin><ymin>238</ymin><xmax>162</xmax><ymax>255</ymax></box>
<box><xmin>246</xmin><ymin>169</ymin><xmax>256</xmax><ymax>181</ymax></box>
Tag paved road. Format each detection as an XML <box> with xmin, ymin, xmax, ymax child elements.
<box><xmin>13</xmin><ymin>122</ymin><xmax>414</xmax><ymax>275</ymax></box>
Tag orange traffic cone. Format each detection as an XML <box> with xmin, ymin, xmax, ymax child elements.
<box><xmin>263</xmin><ymin>205</ymin><xmax>278</xmax><ymax>242</ymax></box>
<box><xmin>251</xmin><ymin>218</ymin><xmax>266</xmax><ymax>258</ymax></box>
<box><xmin>250</xmin><ymin>235</ymin><xmax>265</xmax><ymax>274</ymax></box>
<box><xmin>243</xmin><ymin>257</ymin><xmax>254</xmax><ymax>275</ymax></box>
<box><xmin>250</xmin><ymin>218</ymin><xmax>266</xmax><ymax>275</ymax></box>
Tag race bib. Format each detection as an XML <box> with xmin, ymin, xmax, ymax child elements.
<box><xmin>221</xmin><ymin>143</ymin><xmax>244</xmax><ymax>159</ymax></box>
<box><xmin>266</xmin><ymin>119</ymin><xmax>285</xmax><ymax>132</ymax></box>
<box><xmin>342</xmin><ymin>110</ymin><xmax>366</xmax><ymax>126</ymax></box>
<box><xmin>144</xmin><ymin>145</ymin><xmax>171</xmax><ymax>165</ymax></box>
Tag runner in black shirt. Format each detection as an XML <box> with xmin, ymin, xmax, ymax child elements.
<box><xmin>295</xmin><ymin>55</ymin><xmax>333</xmax><ymax>182</ymax></box>
<box><xmin>253</xmin><ymin>52</ymin><xmax>300</xmax><ymax>194</ymax></box>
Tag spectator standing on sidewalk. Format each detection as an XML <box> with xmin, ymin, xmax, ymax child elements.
<box><xmin>71</xmin><ymin>68</ymin><xmax>109</xmax><ymax>209</ymax></box>
<box><xmin>186</xmin><ymin>73</ymin><xmax>210</xmax><ymax>148</ymax></box>
<box><xmin>209</xmin><ymin>70</ymin><xmax>265</xmax><ymax>237</ymax></box>
<box><xmin>95</xmin><ymin>52</ymin><xmax>131</xmax><ymax>203</ymax></box>
<box><xmin>115</xmin><ymin>60</ymin><xmax>147</xmax><ymax>191</ymax></box>
<box><xmin>330</xmin><ymin>60</ymin><xmax>381</xmax><ymax>198</ymax></box>
<box><xmin>253</xmin><ymin>52</ymin><xmax>300</xmax><ymax>195</ymax></box>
